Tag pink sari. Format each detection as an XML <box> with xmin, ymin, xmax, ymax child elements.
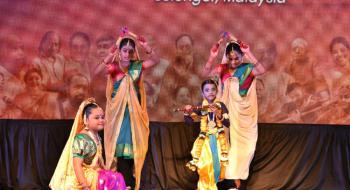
<box><xmin>98</xmin><ymin>170</ymin><xmax>126</xmax><ymax>190</ymax></box>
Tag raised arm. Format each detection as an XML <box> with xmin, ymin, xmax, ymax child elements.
<box><xmin>222</xmin><ymin>31</ymin><xmax>266</xmax><ymax>76</ymax></box>
<box><xmin>102</xmin><ymin>45</ymin><xmax>118</xmax><ymax>65</ymax></box>
<box><xmin>102</xmin><ymin>28</ymin><xmax>160</xmax><ymax>69</ymax></box>
<box><xmin>202</xmin><ymin>38</ymin><xmax>223</xmax><ymax>78</ymax></box>
<box><xmin>137</xmin><ymin>36</ymin><xmax>160</xmax><ymax>69</ymax></box>
<box><xmin>240</xmin><ymin>41</ymin><xmax>266</xmax><ymax>76</ymax></box>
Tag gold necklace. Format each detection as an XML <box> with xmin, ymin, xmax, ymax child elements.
<box><xmin>87</xmin><ymin>130</ymin><xmax>100</xmax><ymax>145</ymax></box>
<box><xmin>207</xmin><ymin>112</ymin><xmax>216</xmax><ymax>129</ymax></box>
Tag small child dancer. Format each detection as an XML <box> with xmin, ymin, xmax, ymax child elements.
<box><xmin>183</xmin><ymin>79</ymin><xmax>230</xmax><ymax>190</ymax></box>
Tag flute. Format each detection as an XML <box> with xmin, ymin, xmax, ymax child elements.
<box><xmin>173</xmin><ymin>103</ymin><xmax>221</xmax><ymax>112</ymax></box>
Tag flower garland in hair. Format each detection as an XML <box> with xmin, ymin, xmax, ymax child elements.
<box><xmin>220</xmin><ymin>30</ymin><xmax>249</xmax><ymax>50</ymax></box>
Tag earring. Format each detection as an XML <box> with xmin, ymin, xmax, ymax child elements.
<box><xmin>84</xmin><ymin>123</ymin><xmax>89</xmax><ymax>131</ymax></box>
<box><xmin>83</xmin><ymin>114</ymin><xmax>89</xmax><ymax>131</ymax></box>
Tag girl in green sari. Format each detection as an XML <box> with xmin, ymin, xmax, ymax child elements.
<box><xmin>50</xmin><ymin>98</ymin><xmax>126</xmax><ymax>190</ymax></box>
<box><xmin>103</xmin><ymin>28</ymin><xmax>159</xmax><ymax>190</ymax></box>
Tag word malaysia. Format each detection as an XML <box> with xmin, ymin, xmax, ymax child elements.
<box><xmin>223</xmin><ymin>0</ymin><xmax>286</xmax><ymax>7</ymax></box>
<box><xmin>155</xmin><ymin>0</ymin><xmax>286</xmax><ymax>7</ymax></box>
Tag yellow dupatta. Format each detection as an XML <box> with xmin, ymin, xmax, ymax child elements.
<box><xmin>221</xmin><ymin>77</ymin><xmax>258</xmax><ymax>180</ymax></box>
<box><xmin>103</xmin><ymin>36</ymin><xmax>149</xmax><ymax>190</ymax></box>
<box><xmin>49</xmin><ymin>98</ymin><xmax>101</xmax><ymax>190</ymax></box>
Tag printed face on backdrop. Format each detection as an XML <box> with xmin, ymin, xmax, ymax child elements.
<box><xmin>255</xmin><ymin>41</ymin><xmax>269</xmax><ymax>62</ymax></box>
<box><xmin>176</xmin><ymin>36</ymin><xmax>193</xmax><ymax>56</ymax></box>
<box><xmin>331</xmin><ymin>43</ymin><xmax>349</xmax><ymax>67</ymax></box>
<box><xmin>97</xmin><ymin>40</ymin><xmax>114</xmax><ymax>60</ymax></box>
<box><xmin>68</xmin><ymin>75</ymin><xmax>89</xmax><ymax>104</ymax></box>
<box><xmin>337</xmin><ymin>80</ymin><xmax>350</xmax><ymax>103</ymax></box>
<box><xmin>70</xmin><ymin>36</ymin><xmax>90</xmax><ymax>63</ymax></box>
<box><xmin>25</xmin><ymin>71</ymin><xmax>42</xmax><ymax>90</ymax></box>
<box><xmin>50</xmin><ymin>33</ymin><xmax>61</xmax><ymax>55</ymax></box>
<box><xmin>3</xmin><ymin>35</ymin><xmax>25</xmax><ymax>65</ymax></box>
<box><xmin>288</xmin><ymin>87</ymin><xmax>303</xmax><ymax>103</ymax></box>
<box><xmin>40</xmin><ymin>32</ymin><xmax>61</xmax><ymax>57</ymax></box>
<box><xmin>310</xmin><ymin>89</ymin><xmax>330</xmax><ymax>103</ymax></box>
<box><xmin>254</xmin><ymin>41</ymin><xmax>277</xmax><ymax>70</ymax></box>
<box><xmin>175</xmin><ymin>86</ymin><xmax>192</xmax><ymax>105</ymax></box>
<box><xmin>292</xmin><ymin>46</ymin><xmax>307</xmax><ymax>60</ymax></box>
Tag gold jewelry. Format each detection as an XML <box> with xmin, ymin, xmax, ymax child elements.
<box><xmin>83</xmin><ymin>114</ymin><xmax>89</xmax><ymax>130</ymax></box>
<box><xmin>87</xmin><ymin>130</ymin><xmax>100</xmax><ymax>145</ymax></box>
<box><xmin>208</xmin><ymin>120</ymin><xmax>216</xmax><ymax>128</ymax></box>
<box><xmin>126</xmin><ymin>40</ymin><xmax>130</xmax><ymax>48</ymax></box>
<box><xmin>118</xmin><ymin>61</ymin><xmax>129</xmax><ymax>74</ymax></box>
<box><xmin>84</xmin><ymin>125</ymin><xmax>89</xmax><ymax>131</ymax></box>
<box><xmin>207</xmin><ymin>113</ymin><xmax>216</xmax><ymax>128</ymax></box>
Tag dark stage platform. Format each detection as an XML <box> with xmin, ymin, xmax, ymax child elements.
<box><xmin>1</xmin><ymin>120</ymin><xmax>350</xmax><ymax>190</ymax></box>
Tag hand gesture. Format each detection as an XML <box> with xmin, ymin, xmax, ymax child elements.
<box><xmin>103</xmin><ymin>44</ymin><xmax>118</xmax><ymax>65</ymax></box>
<box><xmin>137</xmin><ymin>35</ymin><xmax>148</xmax><ymax>47</ymax></box>
<box><xmin>237</xmin><ymin>40</ymin><xmax>250</xmax><ymax>54</ymax></box>
<box><xmin>209</xmin><ymin>104</ymin><xmax>222</xmax><ymax>118</ymax></box>
<box><xmin>210</xmin><ymin>38</ymin><xmax>223</xmax><ymax>58</ymax></box>
<box><xmin>184</xmin><ymin>105</ymin><xmax>193</xmax><ymax>115</ymax></box>
<box><xmin>137</xmin><ymin>35</ymin><xmax>152</xmax><ymax>53</ymax></box>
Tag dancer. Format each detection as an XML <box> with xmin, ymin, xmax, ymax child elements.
<box><xmin>102</xmin><ymin>27</ymin><xmax>159</xmax><ymax>190</ymax></box>
<box><xmin>50</xmin><ymin>98</ymin><xmax>126</xmax><ymax>190</ymax></box>
<box><xmin>182</xmin><ymin>79</ymin><xmax>230</xmax><ymax>190</ymax></box>
<box><xmin>203</xmin><ymin>32</ymin><xmax>266</xmax><ymax>189</ymax></box>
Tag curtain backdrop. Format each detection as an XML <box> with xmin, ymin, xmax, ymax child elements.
<box><xmin>1</xmin><ymin>120</ymin><xmax>350</xmax><ymax>190</ymax></box>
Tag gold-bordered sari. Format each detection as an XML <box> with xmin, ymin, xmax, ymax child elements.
<box><xmin>104</xmin><ymin>36</ymin><xmax>149</xmax><ymax>190</ymax></box>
